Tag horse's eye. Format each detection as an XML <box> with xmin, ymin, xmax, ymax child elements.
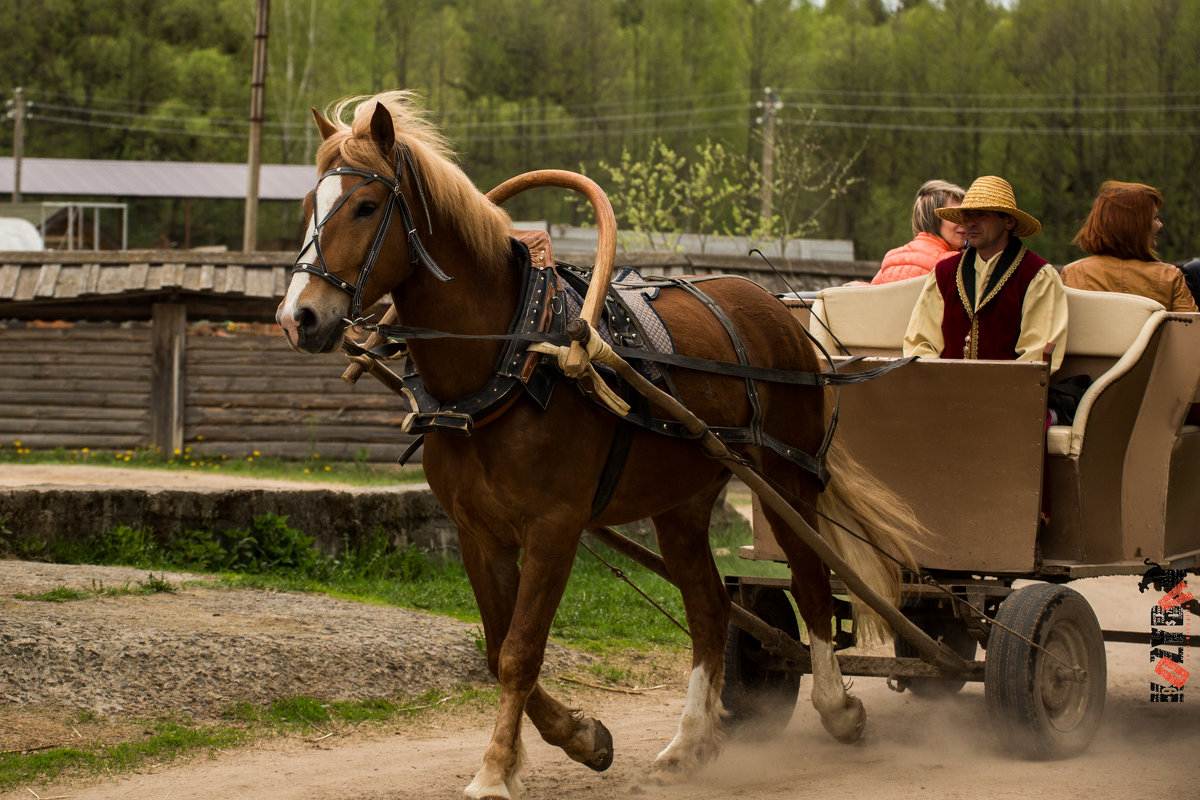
<box><xmin>355</xmin><ymin>201</ymin><xmax>378</xmax><ymax>218</ymax></box>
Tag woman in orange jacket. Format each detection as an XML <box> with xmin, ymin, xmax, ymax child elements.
<box><xmin>871</xmin><ymin>179</ymin><xmax>967</xmax><ymax>285</ymax></box>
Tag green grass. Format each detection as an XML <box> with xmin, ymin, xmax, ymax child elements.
<box><xmin>0</xmin><ymin>442</ymin><xmax>424</xmax><ymax>487</ymax></box>
<box><xmin>14</xmin><ymin>574</ymin><xmax>176</xmax><ymax>603</ymax></box>
<box><xmin>0</xmin><ymin>717</ymin><xmax>249</xmax><ymax>790</ymax></box>
<box><xmin>0</xmin><ymin>689</ymin><xmax>498</xmax><ymax>792</ymax></box>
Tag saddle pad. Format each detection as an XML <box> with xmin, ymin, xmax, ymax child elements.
<box><xmin>562</xmin><ymin>267</ymin><xmax>675</xmax><ymax>381</ymax></box>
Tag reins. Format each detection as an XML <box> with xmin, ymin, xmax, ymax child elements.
<box><xmin>357</xmin><ymin>318</ymin><xmax>916</xmax><ymax>389</ymax></box>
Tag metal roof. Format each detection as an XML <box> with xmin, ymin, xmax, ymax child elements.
<box><xmin>0</xmin><ymin>157</ymin><xmax>314</xmax><ymax>201</ymax></box>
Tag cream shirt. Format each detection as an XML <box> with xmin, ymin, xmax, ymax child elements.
<box><xmin>902</xmin><ymin>248</ymin><xmax>1068</xmax><ymax>373</ymax></box>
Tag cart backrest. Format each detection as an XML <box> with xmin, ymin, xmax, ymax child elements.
<box><xmin>807</xmin><ymin>276</ymin><xmax>925</xmax><ymax>356</ymax></box>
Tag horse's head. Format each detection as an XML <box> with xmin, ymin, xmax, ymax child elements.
<box><xmin>277</xmin><ymin>93</ymin><xmax>463</xmax><ymax>353</ymax></box>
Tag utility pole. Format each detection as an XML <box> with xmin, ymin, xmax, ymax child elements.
<box><xmin>243</xmin><ymin>0</ymin><xmax>270</xmax><ymax>252</ymax></box>
<box><xmin>8</xmin><ymin>87</ymin><xmax>27</xmax><ymax>203</ymax></box>
<box><xmin>757</xmin><ymin>87</ymin><xmax>782</xmax><ymax>223</ymax></box>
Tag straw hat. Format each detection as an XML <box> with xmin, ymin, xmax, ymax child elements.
<box><xmin>935</xmin><ymin>175</ymin><xmax>1041</xmax><ymax>239</ymax></box>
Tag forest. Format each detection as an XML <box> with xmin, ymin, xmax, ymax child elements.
<box><xmin>2</xmin><ymin>0</ymin><xmax>1199</xmax><ymax>265</ymax></box>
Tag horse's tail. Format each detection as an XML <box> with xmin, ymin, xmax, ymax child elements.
<box><xmin>815</xmin><ymin>436</ymin><xmax>923</xmax><ymax>643</ymax></box>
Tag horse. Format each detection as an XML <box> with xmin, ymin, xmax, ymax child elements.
<box><xmin>277</xmin><ymin>90</ymin><xmax>922</xmax><ymax>799</ymax></box>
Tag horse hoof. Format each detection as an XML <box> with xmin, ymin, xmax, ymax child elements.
<box><xmin>584</xmin><ymin>718</ymin><xmax>614</xmax><ymax>772</ymax></box>
<box><xmin>821</xmin><ymin>694</ymin><xmax>866</xmax><ymax>744</ymax></box>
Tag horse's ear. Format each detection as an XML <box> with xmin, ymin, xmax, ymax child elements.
<box><xmin>311</xmin><ymin>107</ymin><xmax>337</xmax><ymax>141</ymax></box>
<box><xmin>369</xmin><ymin>102</ymin><xmax>396</xmax><ymax>160</ymax></box>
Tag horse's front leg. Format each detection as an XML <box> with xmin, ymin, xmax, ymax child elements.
<box><xmin>459</xmin><ymin>529</ymin><xmax>583</xmax><ymax>800</ymax></box>
<box><xmin>524</xmin><ymin>682</ymin><xmax>613</xmax><ymax>771</ymax></box>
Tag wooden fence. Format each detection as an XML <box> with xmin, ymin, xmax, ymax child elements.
<box><xmin>0</xmin><ymin>319</ymin><xmax>416</xmax><ymax>461</ymax></box>
<box><xmin>0</xmin><ymin>249</ymin><xmax>877</xmax><ymax>461</ymax></box>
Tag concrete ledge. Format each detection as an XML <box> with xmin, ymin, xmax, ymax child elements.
<box><xmin>0</xmin><ymin>483</ymin><xmax>461</xmax><ymax>560</ymax></box>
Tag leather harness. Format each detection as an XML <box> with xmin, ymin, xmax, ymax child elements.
<box><xmin>358</xmin><ymin>238</ymin><xmax>915</xmax><ymax>503</ymax></box>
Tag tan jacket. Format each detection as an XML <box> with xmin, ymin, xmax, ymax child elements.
<box><xmin>1061</xmin><ymin>255</ymin><xmax>1199</xmax><ymax>312</ymax></box>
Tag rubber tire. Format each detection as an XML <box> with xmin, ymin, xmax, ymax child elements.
<box><xmin>721</xmin><ymin>587</ymin><xmax>803</xmax><ymax>739</ymax></box>
<box><xmin>894</xmin><ymin>612</ymin><xmax>977</xmax><ymax>698</ymax></box>
<box><xmin>984</xmin><ymin>583</ymin><xmax>1106</xmax><ymax>759</ymax></box>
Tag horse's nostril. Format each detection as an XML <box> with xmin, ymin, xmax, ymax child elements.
<box><xmin>295</xmin><ymin>305</ymin><xmax>316</xmax><ymax>331</ymax></box>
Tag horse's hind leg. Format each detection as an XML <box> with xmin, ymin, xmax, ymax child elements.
<box><xmin>640</xmin><ymin>482</ymin><xmax>730</xmax><ymax>786</ymax></box>
<box><xmin>760</xmin><ymin>502</ymin><xmax>866</xmax><ymax>744</ymax></box>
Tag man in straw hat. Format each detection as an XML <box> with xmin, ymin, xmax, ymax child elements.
<box><xmin>903</xmin><ymin>175</ymin><xmax>1067</xmax><ymax>372</ymax></box>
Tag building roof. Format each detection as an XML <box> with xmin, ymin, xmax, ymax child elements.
<box><xmin>0</xmin><ymin>157</ymin><xmax>314</xmax><ymax>201</ymax></box>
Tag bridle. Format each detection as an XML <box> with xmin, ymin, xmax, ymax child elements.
<box><xmin>291</xmin><ymin>141</ymin><xmax>452</xmax><ymax>320</ymax></box>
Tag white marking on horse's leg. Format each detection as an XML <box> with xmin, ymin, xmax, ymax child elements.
<box><xmin>464</xmin><ymin>738</ymin><xmax>525</xmax><ymax>800</ymax></box>
<box><xmin>647</xmin><ymin>665</ymin><xmax>723</xmax><ymax>784</ymax></box>
<box><xmin>809</xmin><ymin>633</ymin><xmax>865</xmax><ymax>743</ymax></box>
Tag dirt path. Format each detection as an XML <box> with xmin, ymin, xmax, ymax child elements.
<box><xmin>2</xmin><ymin>466</ymin><xmax>1196</xmax><ymax>798</ymax></box>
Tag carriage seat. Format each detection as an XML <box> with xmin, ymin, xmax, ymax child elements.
<box><xmin>1045</xmin><ymin>289</ymin><xmax>1166</xmax><ymax>457</ymax></box>
<box><xmin>805</xmin><ymin>275</ymin><xmax>926</xmax><ymax>357</ymax></box>
<box><xmin>804</xmin><ymin>280</ymin><xmax>1170</xmax><ymax>457</ymax></box>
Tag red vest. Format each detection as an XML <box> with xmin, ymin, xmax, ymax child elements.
<box><xmin>934</xmin><ymin>244</ymin><xmax>1048</xmax><ymax>360</ymax></box>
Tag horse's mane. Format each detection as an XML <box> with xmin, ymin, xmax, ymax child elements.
<box><xmin>316</xmin><ymin>91</ymin><xmax>512</xmax><ymax>270</ymax></box>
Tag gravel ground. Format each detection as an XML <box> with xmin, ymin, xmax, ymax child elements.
<box><xmin>0</xmin><ymin>559</ymin><xmax>589</xmax><ymax>736</ymax></box>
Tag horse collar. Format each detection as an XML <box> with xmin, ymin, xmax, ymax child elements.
<box><xmin>397</xmin><ymin>240</ymin><xmax>557</xmax><ymax>438</ymax></box>
<box><xmin>291</xmin><ymin>141</ymin><xmax>452</xmax><ymax>321</ymax></box>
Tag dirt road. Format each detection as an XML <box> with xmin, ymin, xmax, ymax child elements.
<box><xmin>1</xmin><ymin>466</ymin><xmax>1196</xmax><ymax>798</ymax></box>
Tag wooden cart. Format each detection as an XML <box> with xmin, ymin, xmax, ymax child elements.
<box><xmin>722</xmin><ymin>276</ymin><xmax>1200</xmax><ymax>757</ymax></box>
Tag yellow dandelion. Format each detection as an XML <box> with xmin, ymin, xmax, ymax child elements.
<box><xmin>173</xmin><ymin>448</ymin><xmax>182</xmax><ymax>456</ymax></box>
<box><xmin>253</xmin><ymin>450</ymin><xmax>261</xmax><ymax>457</ymax></box>
<box><xmin>324</xmin><ymin>465</ymin><xmax>331</xmax><ymax>471</ymax></box>
<box><xmin>303</xmin><ymin>468</ymin><xmax>311</xmax><ymax>474</ymax></box>
<box><xmin>196</xmin><ymin>435</ymin><xmax>205</xmax><ymax>441</ymax></box>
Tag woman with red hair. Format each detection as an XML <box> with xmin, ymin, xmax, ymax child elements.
<box><xmin>1061</xmin><ymin>181</ymin><xmax>1197</xmax><ymax>311</ymax></box>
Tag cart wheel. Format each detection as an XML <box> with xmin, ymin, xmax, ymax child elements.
<box><xmin>984</xmin><ymin>583</ymin><xmax>1106</xmax><ymax>759</ymax></box>
<box><xmin>722</xmin><ymin>586</ymin><xmax>802</xmax><ymax>739</ymax></box>
<box><xmin>893</xmin><ymin>613</ymin><xmax>977</xmax><ymax>698</ymax></box>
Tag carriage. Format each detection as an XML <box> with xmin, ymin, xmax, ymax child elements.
<box><xmin>718</xmin><ymin>276</ymin><xmax>1200</xmax><ymax>757</ymax></box>
<box><xmin>279</xmin><ymin>91</ymin><xmax>1198</xmax><ymax>798</ymax></box>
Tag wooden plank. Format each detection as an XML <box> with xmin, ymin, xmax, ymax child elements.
<box><xmin>273</xmin><ymin>267</ymin><xmax>288</xmax><ymax>297</ymax></box>
<box><xmin>160</xmin><ymin>262</ymin><xmax>185</xmax><ymax>289</ymax></box>
<box><xmin>0</xmin><ymin>378</ymin><xmax>152</xmax><ymax>394</ymax></box>
<box><xmin>52</xmin><ymin>264</ymin><xmax>87</xmax><ymax>298</ymax></box>
<box><xmin>144</xmin><ymin>264</ymin><xmax>164</xmax><ymax>291</ymax></box>
<box><xmin>33</xmin><ymin>263</ymin><xmax>62</xmax><ymax>298</ymax></box>
<box><xmin>0</xmin><ymin>389</ymin><xmax>149</xmax><ymax>408</ymax></box>
<box><xmin>0</xmin><ymin>403</ymin><xmax>148</xmax><ymax>420</ymax></box>
<box><xmin>198</xmin><ymin>263</ymin><xmax>215</xmax><ymax>291</ymax></box>
<box><xmin>243</xmin><ymin>267</ymin><xmax>276</xmax><ymax>297</ymax></box>
<box><xmin>82</xmin><ymin>262</ymin><xmax>102</xmax><ymax>295</ymax></box>
<box><xmin>13</xmin><ymin>267</ymin><xmax>40</xmax><ymax>301</ymax></box>
<box><xmin>3</xmin><ymin>417</ymin><xmax>150</xmax><ymax>435</ymax></box>
<box><xmin>187</xmin><ymin>423</ymin><xmax>409</xmax><ymax>443</ymax></box>
<box><xmin>0</xmin><ymin>264</ymin><xmax>20</xmax><ymax>297</ymax></box>
<box><xmin>7</xmin><ymin>433</ymin><xmax>151</xmax><ymax>449</ymax></box>
<box><xmin>225</xmin><ymin>264</ymin><xmax>246</xmax><ymax>294</ymax></box>
<box><xmin>0</xmin><ymin>352</ymin><xmax>151</xmax><ymax>369</ymax></box>
<box><xmin>150</xmin><ymin>302</ymin><xmax>187</xmax><ymax>453</ymax></box>
<box><xmin>180</xmin><ymin>264</ymin><xmax>204</xmax><ymax>292</ymax></box>
<box><xmin>127</xmin><ymin>262</ymin><xmax>150</xmax><ymax>290</ymax></box>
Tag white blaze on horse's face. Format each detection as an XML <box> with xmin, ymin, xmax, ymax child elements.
<box><xmin>278</xmin><ymin>174</ymin><xmax>348</xmax><ymax>351</ymax></box>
